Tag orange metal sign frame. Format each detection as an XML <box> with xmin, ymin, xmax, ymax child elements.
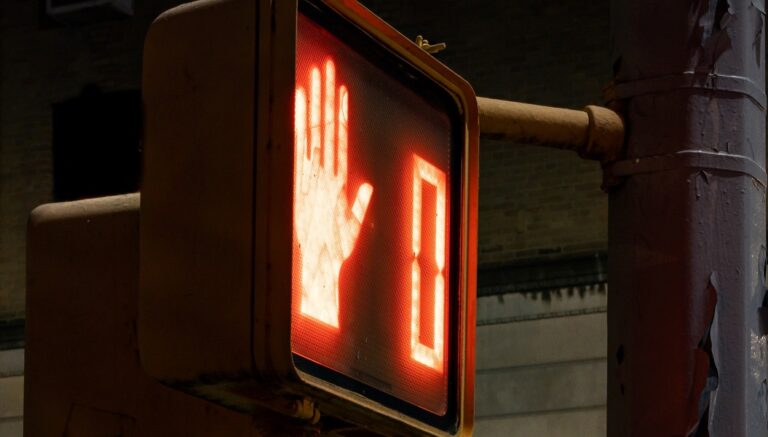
<box><xmin>139</xmin><ymin>0</ymin><xmax>477</xmax><ymax>435</ymax></box>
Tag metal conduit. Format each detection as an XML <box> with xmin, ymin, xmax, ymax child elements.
<box><xmin>477</xmin><ymin>96</ymin><xmax>624</xmax><ymax>161</ymax></box>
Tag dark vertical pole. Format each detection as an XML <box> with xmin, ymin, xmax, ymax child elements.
<box><xmin>608</xmin><ymin>0</ymin><xmax>766</xmax><ymax>435</ymax></box>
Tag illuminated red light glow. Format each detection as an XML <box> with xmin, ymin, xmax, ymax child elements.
<box><xmin>294</xmin><ymin>60</ymin><xmax>373</xmax><ymax>328</ymax></box>
<box><xmin>291</xmin><ymin>11</ymin><xmax>454</xmax><ymax>415</ymax></box>
<box><xmin>294</xmin><ymin>61</ymin><xmax>447</xmax><ymax>372</ymax></box>
<box><xmin>411</xmin><ymin>156</ymin><xmax>446</xmax><ymax>372</ymax></box>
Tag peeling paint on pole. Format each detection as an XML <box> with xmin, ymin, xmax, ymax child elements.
<box><xmin>608</xmin><ymin>0</ymin><xmax>766</xmax><ymax>435</ymax></box>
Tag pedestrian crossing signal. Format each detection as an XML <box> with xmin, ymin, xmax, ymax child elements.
<box><xmin>140</xmin><ymin>1</ymin><xmax>478</xmax><ymax>435</ymax></box>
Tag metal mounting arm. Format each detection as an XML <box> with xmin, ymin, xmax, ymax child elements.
<box><xmin>477</xmin><ymin>96</ymin><xmax>624</xmax><ymax>161</ymax></box>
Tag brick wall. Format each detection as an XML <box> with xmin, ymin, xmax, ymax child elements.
<box><xmin>0</xmin><ymin>0</ymin><xmax>187</xmax><ymax>320</ymax></box>
<box><xmin>360</xmin><ymin>0</ymin><xmax>611</xmax><ymax>267</ymax></box>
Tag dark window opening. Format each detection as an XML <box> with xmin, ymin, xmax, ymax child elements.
<box><xmin>52</xmin><ymin>85</ymin><xmax>141</xmax><ymax>201</ymax></box>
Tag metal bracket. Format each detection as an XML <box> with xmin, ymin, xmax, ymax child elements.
<box><xmin>612</xmin><ymin>72</ymin><xmax>767</xmax><ymax>110</ymax></box>
<box><xmin>477</xmin><ymin>97</ymin><xmax>625</xmax><ymax>162</ymax></box>
<box><xmin>608</xmin><ymin>149</ymin><xmax>768</xmax><ymax>186</ymax></box>
<box><xmin>286</xmin><ymin>397</ymin><xmax>321</xmax><ymax>424</ymax></box>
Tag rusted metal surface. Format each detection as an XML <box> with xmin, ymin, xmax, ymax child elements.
<box><xmin>584</xmin><ymin>105</ymin><xmax>624</xmax><ymax>161</ymax></box>
<box><xmin>24</xmin><ymin>194</ymin><xmax>318</xmax><ymax>436</ymax></box>
<box><xmin>607</xmin><ymin>0</ymin><xmax>766</xmax><ymax>435</ymax></box>
<box><xmin>477</xmin><ymin>96</ymin><xmax>624</xmax><ymax>161</ymax></box>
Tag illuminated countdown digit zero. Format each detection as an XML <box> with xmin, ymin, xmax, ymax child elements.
<box><xmin>411</xmin><ymin>156</ymin><xmax>446</xmax><ymax>371</ymax></box>
<box><xmin>290</xmin><ymin>6</ymin><xmax>459</xmax><ymax>419</ymax></box>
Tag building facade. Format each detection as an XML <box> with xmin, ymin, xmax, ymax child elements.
<box><xmin>0</xmin><ymin>0</ymin><xmax>611</xmax><ymax>435</ymax></box>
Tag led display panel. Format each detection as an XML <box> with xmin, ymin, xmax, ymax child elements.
<box><xmin>291</xmin><ymin>2</ymin><xmax>462</xmax><ymax>427</ymax></box>
<box><xmin>140</xmin><ymin>0</ymin><xmax>475</xmax><ymax>434</ymax></box>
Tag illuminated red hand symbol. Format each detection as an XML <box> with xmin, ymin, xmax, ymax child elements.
<box><xmin>294</xmin><ymin>60</ymin><xmax>373</xmax><ymax>328</ymax></box>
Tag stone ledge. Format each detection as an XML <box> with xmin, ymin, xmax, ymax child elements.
<box><xmin>0</xmin><ymin>375</ymin><xmax>24</xmax><ymax>419</ymax></box>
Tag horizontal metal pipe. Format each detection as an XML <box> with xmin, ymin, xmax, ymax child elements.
<box><xmin>478</xmin><ymin>96</ymin><xmax>589</xmax><ymax>148</ymax></box>
<box><xmin>477</xmin><ymin>96</ymin><xmax>624</xmax><ymax>161</ymax></box>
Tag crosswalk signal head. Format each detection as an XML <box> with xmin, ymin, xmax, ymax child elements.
<box><xmin>140</xmin><ymin>1</ymin><xmax>478</xmax><ymax>435</ymax></box>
